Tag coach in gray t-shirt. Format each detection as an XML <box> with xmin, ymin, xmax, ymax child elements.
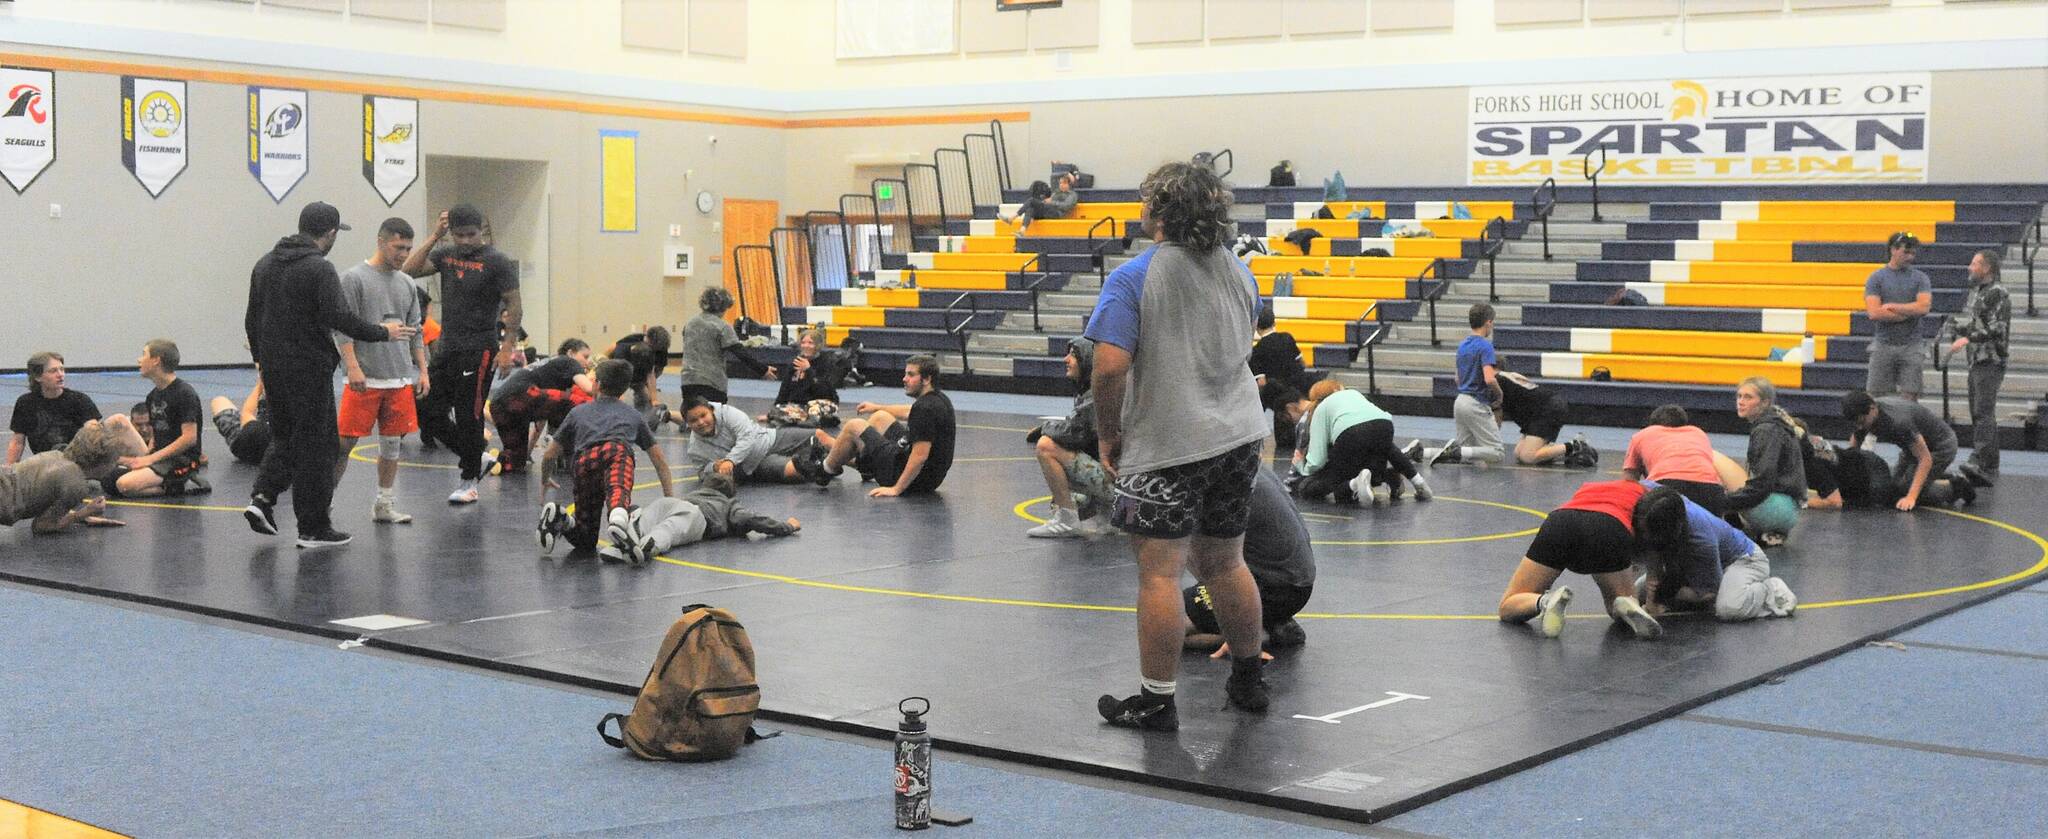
<box><xmin>1862</xmin><ymin>232</ymin><xmax>1933</xmax><ymax>399</ymax></box>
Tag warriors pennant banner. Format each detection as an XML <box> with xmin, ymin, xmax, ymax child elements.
<box><xmin>1</xmin><ymin>66</ymin><xmax>56</xmax><ymax>194</ymax></box>
<box><xmin>1467</xmin><ymin>72</ymin><xmax>1931</xmax><ymax>185</ymax></box>
<box><xmin>249</xmin><ymin>86</ymin><xmax>309</xmax><ymax>203</ymax></box>
<box><xmin>363</xmin><ymin>95</ymin><xmax>418</xmax><ymax>206</ymax></box>
<box><xmin>123</xmin><ymin>76</ymin><xmax>188</xmax><ymax>198</ymax></box>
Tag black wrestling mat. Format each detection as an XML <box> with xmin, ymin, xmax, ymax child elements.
<box><xmin>5</xmin><ymin>374</ymin><xmax>2044</xmax><ymax>822</ymax></box>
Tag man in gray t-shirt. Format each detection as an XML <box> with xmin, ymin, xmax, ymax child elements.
<box><xmin>1862</xmin><ymin>232</ymin><xmax>1933</xmax><ymax>399</ymax></box>
<box><xmin>1843</xmin><ymin>389</ymin><xmax>1972</xmax><ymax>511</ymax></box>
<box><xmin>1086</xmin><ymin>161</ymin><xmax>1272</xmax><ymax>731</ymax></box>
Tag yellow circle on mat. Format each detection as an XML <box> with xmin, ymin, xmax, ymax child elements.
<box><xmin>1013</xmin><ymin>494</ymin><xmax>1547</xmax><ymax>547</ymax></box>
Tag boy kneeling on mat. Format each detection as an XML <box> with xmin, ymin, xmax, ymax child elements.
<box><xmin>536</xmin><ymin>359</ymin><xmax>674</xmax><ymax>555</ymax></box>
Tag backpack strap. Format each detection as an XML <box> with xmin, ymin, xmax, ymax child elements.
<box><xmin>597</xmin><ymin>713</ymin><xmax>629</xmax><ymax>749</ymax></box>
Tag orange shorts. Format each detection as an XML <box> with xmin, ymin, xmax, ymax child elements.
<box><xmin>338</xmin><ymin>385</ymin><xmax>420</xmax><ymax>438</ymax></box>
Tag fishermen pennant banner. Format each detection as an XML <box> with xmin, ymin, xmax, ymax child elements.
<box><xmin>123</xmin><ymin>76</ymin><xmax>188</xmax><ymax>198</ymax></box>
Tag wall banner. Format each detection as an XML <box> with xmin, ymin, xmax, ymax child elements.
<box><xmin>1</xmin><ymin>65</ymin><xmax>56</xmax><ymax>194</ymax></box>
<box><xmin>1467</xmin><ymin>73</ymin><xmax>1931</xmax><ymax>185</ymax></box>
<box><xmin>363</xmin><ymin>95</ymin><xmax>418</xmax><ymax>207</ymax></box>
<box><xmin>248</xmin><ymin>85</ymin><xmax>308</xmax><ymax>203</ymax></box>
<box><xmin>122</xmin><ymin>76</ymin><xmax>188</xmax><ymax>198</ymax></box>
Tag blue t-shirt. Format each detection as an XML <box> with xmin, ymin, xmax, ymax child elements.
<box><xmin>1455</xmin><ymin>334</ymin><xmax>1498</xmax><ymax>402</ymax></box>
<box><xmin>1650</xmin><ymin>482</ymin><xmax>1760</xmax><ymax>594</ymax></box>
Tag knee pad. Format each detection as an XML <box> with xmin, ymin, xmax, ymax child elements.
<box><xmin>380</xmin><ymin>435</ymin><xmax>405</xmax><ymax>460</ymax></box>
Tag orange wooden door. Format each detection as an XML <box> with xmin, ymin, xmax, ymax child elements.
<box><xmin>721</xmin><ymin>198</ymin><xmax>780</xmax><ymax>324</ymax></box>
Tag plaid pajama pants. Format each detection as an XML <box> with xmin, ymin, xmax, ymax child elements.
<box><xmin>570</xmin><ymin>440</ymin><xmax>636</xmax><ymax>551</ymax></box>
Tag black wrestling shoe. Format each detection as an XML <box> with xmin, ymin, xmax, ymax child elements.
<box><xmin>1266</xmin><ymin>619</ymin><xmax>1308</xmax><ymax>649</ymax></box>
<box><xmin>1097</xmin><ymin>690</ymin><xmax>1179</xmax><ymax>731</ymax></box>
<box><xmin>295</xmin><ymin>529</ymin><xmax>353</xmax><ymax>549</ymax></box>
<box><xmin>1950</xmin><ymin>476</ymin><xmax>1978</xmax><ymax>506</ymax></box>
<box><xmin>1959</xmin><ymin>462</ymin><xmax>1994</xmax><ymax>488</ymax></box>
<box><xmin>1224</xmin><ymin>656</ymin><xmax>1271</xmax><ymax>713</ymax></box>
<box><xmin>244</xmin><ymin>496</ymin><xmax>279</xmax><ymax>536</ymax></box>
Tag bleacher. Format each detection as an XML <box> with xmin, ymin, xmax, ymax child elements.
<box><xmin>1477</xmin><ymin>198</ymin><xmax>2043</xmax><ymax>422</ymax></box>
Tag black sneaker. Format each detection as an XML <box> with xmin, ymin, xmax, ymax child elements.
<box><xmin>536</xmin><ymin>502</ymin><xmax>564</xmax><ymax>553</ymax></box>
<box><xmin>1266</xmin><ymin>618</ymin><xmax>1308</xmax><ymax>649</ymax></box>
<box><xmin>790</xmin><ymin>441</ymin><xmax>829</xmax><ymax>486</ymax></box>
<box><xmin>1949</xmin><ymin>475</ymin><xmax>1978</xmax><ymax>506</ymax></box>
<box><xmin>1959</xmin><ymin>462</ymin><xmax>1994</xmax><ymax>488</ymax></box>
<box><xmin>1225</xmin><ymin>657</ymin><xmax>1271</xmax><ymax>713</ymax></box>
<box><xmin>244</xmin><ymin>496</ymin><xmax>279</xmax><ymax>536</ymax></box>
<box><xmin>1097</xmin><ymin>691</ymin><xmax>1179</xmax><ymax>731</ymax></box>
<box><xmin>295</xmin><ymin>529</ymin><xmax>353</xmax><ymax>549</ymax></box>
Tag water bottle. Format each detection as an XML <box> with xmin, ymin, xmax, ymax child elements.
<box><xmin>893</xmin><ymin>697</ymin><xmax>932</xmax><ymax>830</ymax></box>
<box><xmin>1799</xmin><ymin>332</ymin><xmax>1816</xmax><ymax>363</ymax></box>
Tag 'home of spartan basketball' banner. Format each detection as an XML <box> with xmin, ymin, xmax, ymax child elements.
<box><xmin>1467</xmin><ymin>73</ymin><xmax>1930</xmax><ymax>185</ymax></box>
<box><xmin>1</xmin><ymin>65</ymin><xmax>56</xmax><ymax>193</ymax></box>
<box><xmin>363</xmin><ymin>95</ymin><xmax>418</xmax><ymax>206</ymax></box>
<box><xmin>249</xmin><ymin>85</ymin><xmax>309</xmax><ymax>202</ymax></box>
<box><xmin>123</xmin><ymin>76</ymin><xmax>188</xmax><ymax>198</ymax></box>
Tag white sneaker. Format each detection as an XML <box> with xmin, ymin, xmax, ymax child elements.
<box><xmin>448</xmin><ymin>481</ymin><xmax>480</xmax><ymax>504</ymax></box>
<box><xmin>605</xmin><ymin>507</ymin><xmax>639</xmax><ymax>563</ymax></box>
<box><xmin>1536</xmin><ymin>586</ymin><xmax>1573</xmax><ymax>638</ymax></box>
<box><xmin>1409</xmin><ymin>476</ymin><xmax>1433</xmax><ymax>501</ymax></box>
<box><xmin>1027</xmin><ymin>507</ymin><xmax>1083</xmax><ymax>539</ymax></box>
<box><xmin>1764</xmin><ymin>577</ymin><xmax>1798</xmax><ymax>617</ymax></box>
<box><xmin>1402</xmin><ymin>439</ymin><xmax>1425</xmax><ymax>464</ymax></box>
<box><xmin>372</xmin><ymin>497</ymin><xmax>413</xmax><ymax>524</ymax></box>
<box><xmin>1611</xmin><ymin>595</ymin><xmax>1664</xmax><ymax>639</ymax></box>
<box><xmin>481</xmin><ymin>450</ymin><xmax>500</xmax><ymax>476</ymax></box>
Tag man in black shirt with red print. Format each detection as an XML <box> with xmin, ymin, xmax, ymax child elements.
<box><xmin>403</xmin><ymin>203</ymin><xmax>521</xmax><ymax>504</ymax></box>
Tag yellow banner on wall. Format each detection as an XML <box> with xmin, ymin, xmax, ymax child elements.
<box><xmin>600</xmin><ymin>129</ymin><xmax>637</xmax><ymax>232</ymax></box>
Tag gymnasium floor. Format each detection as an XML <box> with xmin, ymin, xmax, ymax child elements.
<box><xmin>3</xmin><ymin>369</ymin><xmax>2044</xmax><ymax>831</ymax></box>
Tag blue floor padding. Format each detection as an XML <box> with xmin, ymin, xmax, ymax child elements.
<box><xmin>0</xmin><ymin>586</ymin><xmax>1347</xmax><ymax>839</ymax></box>
<box><xmin>1898</xmin><ymin>592</ymin><xmax>2048</xmax><ymax>657</ymax></box>
<box><xmin>1384</xmin><ymin>718</ymin><xmax>2047</xmax><ymax>838</ymax></box>
<box><xmin>1691</xmin><ymin>645</ymin><xmax>2048</xmax><ymax>760</ymax></box>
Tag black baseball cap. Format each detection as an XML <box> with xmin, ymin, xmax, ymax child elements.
<box><xmin>1887</xmin><ymin>231</ymin><xmax>1921</xmax><ymax>249</ymax></box>
<box><xmin>298</xmin><ymin>201</ymin><xmax>351</xmax><ymax>236</ymax></box>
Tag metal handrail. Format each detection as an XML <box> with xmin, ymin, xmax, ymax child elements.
<box><xmin>1416</xmin><ymin>258</ymin><xmax>1450</xmax><ymax>348</ymax></box>
<box><xmin>731</xmin><ymin>243</ymin><xmax>776</xmax><ymax>327</ymax></box>
<box><xmin>1532</xmin><ymin>178</ymin><xmax>1559</xmax><ymax>261</ymax></box>
<box><xmin>1481</xmin><ymin>216</ymin><xmax>1508</xmax><ymax>302</ymax></box>
<box><xmin>870</xmin><ymin>177</ymin><xmax>911</xmax><ymax>258</ymax></box>
<box><xmin>989</xmin><ymin>119</ymin><xmax>1013</xmax><ymax>191</ymax></box>
<box><xmin>1014</xmin><ymin>252</ymin><xmax>1058</xmax><ymax>333</ymax></box>
<box><xmin>1196</xmin><ymin>148</ymin><xmax>1234</xmax><ymax>179</ymax></box>
<box><xmin>941</xmin><ymin>291</ymin><xmax>980</xmax><ymax>375</ymax></box>
<box><xmin>934</xmin><ymin>147</ymin><xmax>973</xmax><ymax>229</ymax></box>
<box><xmin>1084</xmin><ymin>216</ymin><xmax>1122</xmax><ymax>284</ymax></box>
<box><xmin>1933</xmin><ymin>315</ymin><xmax>1958</xmax><ymax>423</ymax></box>
<box><xmin>766</xmin><ymin>226</ymin><xmax>809</xmax><ymax>335</ymax></box>
<box><xmin>1350</xmin><ymin>301</ymin><xmax>1390</xmax><ymax>397</ymax></box>
<box><xmin>2024</xmin><ymin>207</ymin><xmax>2042</xmax><ymax>317</ymax></box>
<box><xmin>803</xmin><ymin>210</ymin><xmax>850</xmax><ymax>290</ymax></box>
<box><xmin>1583</xmin><ymin>145</ymin><xmax>1609</xmax><ymax>222</ymax></box>
<box><xmin>902</xmin><ymin>163</ymin><xmax>944</xmax><ymax>238</ymax></box>
<box><xmin>838</xmin><ymin>192</ymin><xmax>881</xmax><ymax>278</ymax></box>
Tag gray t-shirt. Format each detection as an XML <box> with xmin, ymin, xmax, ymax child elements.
<box><xmin>1083</xmin><ymin>243</ymin><xmax>1266</xmax><ymax>473</ymax></box>
<box><xmin>336</xmin><ymin>262</ymin><xmax>425</xmax><ymax>384</ymax></box>
<box><xmin>1873</xmin><ymin>396</ymin><xmax>1957</xmax><ymax>455</ymax></box>
<box><xmin>556</xmin><ymin>397</ymin><xmax>655</xmax><ymax>457</ymax></box>
<box><xmin>1863</xmin><ymin>265</ymin><xmax>1932</xmax><ymax>346</ymax></box>
<box><xmin>679</xmin><ymin>312</ymin><xmax>741</xmax><ymax>391</ymax></box>
<box><xmin>0</xmin><ymin>452</ymin><xmax>99</xmax><ymax>526</ymax></box>
<box><xmin>1245</xmin><ymin>467</ymin><xmax>1316</xmax><ymax>588</ymax></box>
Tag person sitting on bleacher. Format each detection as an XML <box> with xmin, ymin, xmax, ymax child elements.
<box><xmin>1841</xmin><ymin>389</ymin><xmax>1975</xmax><ymax>511</ymax></box>
<box><xmin>1025</xmin><ymin>338</ymin><xmax>1106</xmax><ymax>539</ymax></box>
<box><xmin>1002</xmin><ymin>173</ymin><xmax>1077</xmax><ymax>237</ymax></box>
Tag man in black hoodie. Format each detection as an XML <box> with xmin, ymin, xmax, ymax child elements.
<box><xmin>243</xmin><ymin>202</ymin><xmax>414</xmax><ymax>548</ymax></box>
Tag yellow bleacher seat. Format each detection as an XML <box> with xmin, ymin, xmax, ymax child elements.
<box><xmin>1586</xmin><ymin>328</ymin><xmax>1834</xmax><ymax>361</ymax></box>
<box><xmin>1538</xmin><ymin>352</ymin><xmax>1805</xmax><ymax>389</ymax></box>
<box><xmin>1747</xmin><ymin>200</ymin><xmax>1955</xmax><ymax>222</ymax></box>
<box><xmin>1250</xmin><ymin>255</ymin><xmax>1441</xmax><ymax>278</ymax></box>
<box><xmin>1701</xmin><ymin>221</ymin><xmax>1941</xmax><ymax>242</ymax></box>
<box><xmin>1256</xmin><ymin>277</ymin><xmax>1408</xmax><ymax>299</ymax></box>
<box><xmin>1264</xmin><ymin>237</ymin><xmax>1467</xmax><ymax>259</ymax></box>
<box><xmin>1668</xmin><ymin>261</ymin><xmax>1882</xmax><ymax>286</ymax></box>
<box><xmin>909</xmin><ymin>252</ymin><xmax>1039</xmax><ymax>272</ymax></box>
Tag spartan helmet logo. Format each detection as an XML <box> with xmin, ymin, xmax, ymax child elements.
<box><xmin>1670</xmin><ymin>80</ymin><xmax>1709</xmax><ymax>121</ymax></box>
<box><xmin>3</xmin><ymin>84</ymin><xmax>48</xmax><ymax>124</ymax></box>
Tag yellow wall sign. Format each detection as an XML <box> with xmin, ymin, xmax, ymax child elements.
<box><xmin>600</xmin><ymin>129</ymin><xmax>637</xmax><ymax>232</ymax></box>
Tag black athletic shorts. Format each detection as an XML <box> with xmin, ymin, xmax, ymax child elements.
<box><xmin>855</xmin><ymin>422</ymin><xmax>914</xmax><ymax>490</ymax></box>
<box><xmin>1183</xmin><ymin>581</ymin><xmax>1314</xmax><ymax>635</ymax></box>
<box><xmin>1111</xmin><ymin>440</ymin><xmax>1263</xmax><ymax>539</ymax></box>
<box><xmin>1658</xmin><ymin>478</ymin><xmax>1728</xmax><ymax>518</ymax></box>
<box><xmin>214</xmin><ymin>409</ymin><xmax>271</xmax><ymax>465</ymax></box>
<box><xmin>1524</xmin><ymin>508</ymin><xmax>1634</xmax><ymax>575</ymax></box>
<box><xmin>1518</xmin><ymin>397</ymin><xmax>1570</xmax><ymax>444</ymax></box>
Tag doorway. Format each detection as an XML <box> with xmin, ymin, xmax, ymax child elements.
<box><xmin>721</xmin><ymin>198</ymin><xmax>779</xmax><ymax>324</ymax></box>
<box><xmin>423</xmin><ymin>155</ymin><xmax>552</xmax><ymax>349</ymax></box>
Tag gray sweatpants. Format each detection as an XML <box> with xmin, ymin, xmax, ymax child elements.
<box><xmin>1866</xmin><ymin>341</ymin><xmax>1926</xmax><ymax>398</ymax></box>
<box><xmin>633</xmin><ymin>497</ymin><xmax>710</xmax><ymax>552</ymax></box>
<box><xmin>1450</xmin><ymin>393</ymin><xmax>1505</xmax><ymax>462</ymax></box>
<box><xmin>1715</xmin><ymin>549</ymin><xmax>1774</xmax><ymax>621</ymax></box>
<box><xmin>1967</xmin><ymin>362</ymin><xmax>2006</xmax><ymax>474</ymax></box>
<box><xmin>1892</xmin><ymin>437</ymin><xmax>1958</xmax><ymax>502</ymax></box>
